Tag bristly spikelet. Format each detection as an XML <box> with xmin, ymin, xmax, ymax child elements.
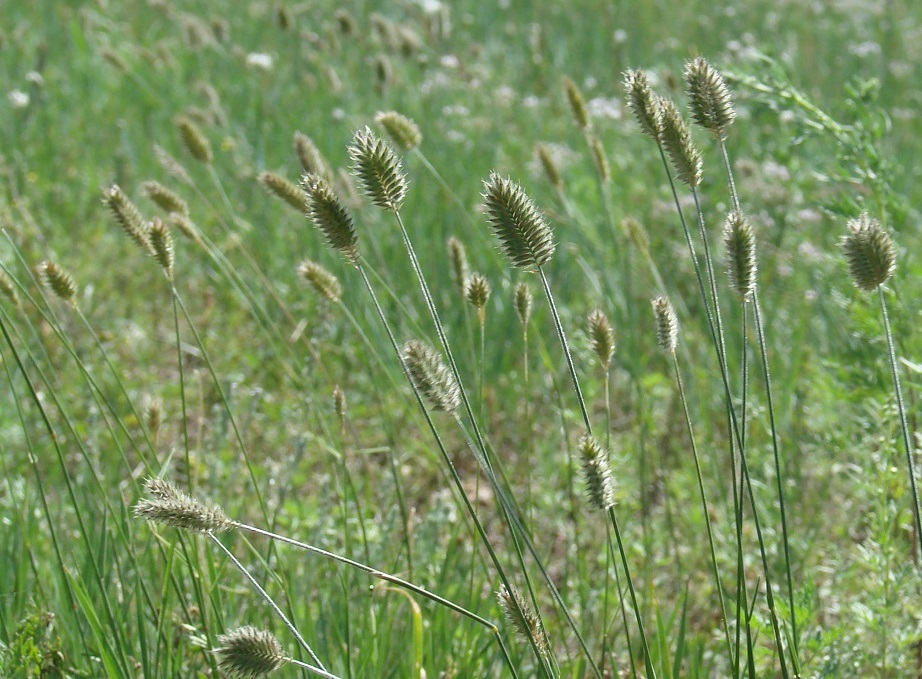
<box><xmin>258</xmin><ymin>171</ymin><xmax>309</xmax><ymax>213</ymax></box>
<box><xmin>657</xmin><ymin>98</ymin><xmax>703</xmax><ymax>188</ymax></box>
<box><xmin>402</xmin><ymin>340</ymin><xmax>461</xmax><ymax>412</ymax></box>
<box><xmin>536</xmin><ymin>143</ymin><xmax>562</xmax><ymax>189</ymax></box>
<box><xmin>154</xmin><ymin>144</ymin><xmax>194</xmax><ymax>186</ymax></box>
<box><xmin>335</xmin><ymin>9</ymin><xmax>356</xmax><ymax>36</ymax></box>
<box><xmin>0</xmin><ymin>270</ymin><xmax>20</xmax><ymax>307</ymax></box>
<box><xmin>39</xmin><ymin>261</ymin><xmax>77</xmax><ymax>306</ymax></box>
<box><xmin>375</xmin><ymin>110</ymin><xmax>422</xmax><ymax>151</ymax></box>
<box><xmin>141</xmin><ymin>180</ymin><xmax>189</xmax><ymax>215</ymax></box>
<box><xmin>301</xmin><ymin>174</ymin><xmax>360</xmax><ymax>264</ymax></box>
<box><xmin>841</xmin><ymin>212</ymin><xmax>896</xmax><ymax>291</ymax></box>
<box><xmin>144</xmin><ymin>396</ymin><xmax>163</xmax><ymax>440</ymax></box>
<box><xmin>447</xmin><ymin>236</ymin><xmax>469</xmax><ymax>294</ymax></box>
<box><xmin>723</xmin><ymin>210</ymin><xmax>757</xmax><ymax>301</ymax></box>
<box><xmin>333</xmin><ymin>385</ymin><xmax>346</xmax><ymax>422</ymax></box>
<box><xmin>652</xmin><ymin>296</ymin><xmax>678</xmax><ymax>355</ymax></box>
<box><xmin>215</xmin><ymin>626</ymin><xmax>288</xmax><ymax>678</ymax></box>
<box><xmin>482</xmin><ymin>172</ymin><xmax>556</xmax><ymax>270</ymax></box>
<box><xmin>588</xmin><ymin>133</ymin><xmax>610</xmax><ymax>183</ymax></box>
<box><xmin>587</xmin><ymin>308</ymin><xmax>614</xmax><ymax>369</ymax></box>
<box><xmin>104</xmin><ymin>184</ymin><xmax>154</xmax><ymax>255</ymax></box>
<box><xmin>149</xmin><ymin>218</ymin><xmax>175</xmax><ymax>279</ymax></box>
<box><xmin>348</xmin><ymin>126</ymin><xmax>408</xmax><ymax>211</ymax></box>
<box><xmin>169</xmin><ymin>212</ymin><xmax>203</xmax><ymax>245</ymax></box>
<box><xmin>176</xmin><ymin>115</ymin><xmax>213</xmax><ymax>164</ymax></box>
<box><xmin>497</xmin><ymin>584</ymin><xmax>548</xmax><ymax>656</ymax></box>
<box><xmin>623</xmin><ymin>69</ymin><xmax>661</xmax><ymax>141</ymax></box>
<box><xmin>684</xmin><ymin>57</ymin><xmax>736</xmax><ymax>139</ymax></box>
<box><xmin>464</xmin><ymin>272</ymin><xmax>491</xmax><ymax>320</ymax></box>
<box><xmin>293</xmin><ymin>132</ymin><xmax>332</xmax><ymax>182</ymax></box>
<box><xmin>578</xmin><ymin>434</ymin><xmax>615</xmax><ymax>511</ymax></box>
<box><xmin>297</xmin><ymin>259</ymin><xmax>342</xmax><ymax>302</ymax></box>
<box><xmin>374</xmin><ymin>53</ymin><xmax>393</xmax><ymax>94</ymax></box>
<box><xmin>133</xmin><ymin>477</ymin><xmax>232</xmax><ymax>533</ymax></box>
<box><xmin>562</xmin><ymin>76</ymin><xmax>590</xmax><ymax>131</ymax></box>
<box><xmin>514</xmin><ymin>281</ymin><xmax>532</xmax><ymax>328</ymax></box>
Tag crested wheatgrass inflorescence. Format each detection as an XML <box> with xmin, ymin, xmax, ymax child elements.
<box><xmin>348</xmin><ymin>126</ymin><xmax>408</xmax><ymax>211</ymax></box>
<box><xmin>562</xmin><ymin>75</ymin><xmax>589</xmax><ymax>131</ymax></box>
<box><xmin>149</xmin><ymin>218</ymin><xmax>175</xmax><ymax>279</ymax></box>
<box><xmin>0</xmin><ymin>270</ymin><xmax>20</xmax><ymax>307</ymax></box>
<box><xmin>841</xmin><ymin>212</ymin><xmax>896</xmax><ymax>291</ymax></box>
<box><xmin>214</xmin><ymin>626</ymin><xmax>288</xmax><ymax>678</ymax></box>
<box><xmin>514</xmin><ymin>281</ymin><xmax>532</xmax><ymax>328</ymax></box>
<box><xmin>578</xmin><ymin>434</ymin><xmax>615</xmax><ymax>511</ymax></box>
<box><xmin>297</xmin><ymin>259</ymin><xmax>342</xmax><ymax>302</ymax></box>
<box><xmin>535</xmin><ymin>143</ymin><xmax>562</xmax><ymax>189</ymax></box>
<box><xmin>104</xmin><ymin>184</ymin><xmax>153</xmax><ymax>255</ymax></box>
<box><xmin>464</xmin><ymin>273</ymin><xmax>491</xmax><ymax>317</ymax></box>
<box><xmin>588</xmin><ymin>133</ymin><xmax>610</xmax><ymax>183</ymax></box>
<box><xmin>481</xmin><ymin>173</ymin><xmax>556</xmax><ymax>270</ymax></box>
<box><xmin>141</xmin><ymin>180</ymin><xmax>189</xmax><ymax>216</ymax></box>
<box><xmin>497</xmin><ymin>584</ymin><xmax>548</xmax><ymax>657</ymax></box>
<box><xmin>652</xmin><ymin>296</ymin><xmax>678</xmax><ymax>355</ymax></box>
<box><xmin>258</xmin><ymin>171</ymin><xmax>310</xmax><ymax>213</ymax></box>
<box><xmin>133</xmin><ymin>477</ymin><xmax>232</xmax><ymax>533</ymax></box>
<box><xmin>39</xmin><ymin>260</ymin><xmax>77</xmax><ymax>306</ymax></box>
<box><xmin>657</xmin><ymin>98</ymin><xmax>703</xmax><ymax>188</ymax></box>
<box><xmin>154</xmin><ymin>144</ymin><xmax>194</xmax><ymax>186</ymax></box>
<box><xmin>623</xmin><ymin>69</ymin><xmax>661</xmax><ymax>141</ymax></box>
<box><xmin>301</xmin><ymin>174</ymin><xmax>360</xmax><ymax>264</ymax></box>
<box><xmin>169</xmin><ymin>212</ymin><xmax>202</xmax><ymax>244</ymax></box>
<box><xmin>176</xmin><ymin>115</ymin><xmax>213</xmax><ymax>164</ymax></box>
<box><xmin>684</xmin><ymin>56</ymin><xmax>737</xmax><ymax>139</ymax></box>
<box><xmin>293</xmin><ymin>131</ymin><xmax>332</xmax><ymax>181</ymax></box>
<box><xmin>447</xmin><ymin>236</ymin><xmax>469</xmax><ymax>295</ymax></box>
<box><xmin>375</xmin><ymin>110</ymin><xmax>422</xmax><ymax>150</ymax></box>
<box><xmin>587</xmin><ymin>308</ymin><xmax>614</xmax><ymax>370</ymax></box>
<box><xmin>723</xmin><ymin>210</ymin><xmax>757</xmax><ymax>301</ymax></box>
<box><xmin>402</xmin><ymin>339</ymin><xmax>461</xmax><ymax>413</ymax></box>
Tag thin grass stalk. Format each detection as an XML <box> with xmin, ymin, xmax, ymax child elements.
<box><xmin>606</xmin><ymin>525</ymin><xmax>639</xmax><ymax>679</ymax></box>
<box><xmin>737</xmin><ymin>307</ymin><xmax>753</xmax><ymax>679</ymax></box>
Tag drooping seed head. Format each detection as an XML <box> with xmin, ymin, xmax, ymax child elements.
<box><xmin>658</xmin><ymin>98</ymin><xmax>703</xmax><ymax>188</ymax></box>
<box><xmin>149</xmin><ymin>218</ymin><xmax>175</xmax><ymax>279</ymax></box>
<box><xmin>375</xmin><ymin>110</ymin><xmax>422</xmax><ymax>150</ymax></box>
<box><xmin>297</xmin><ymin>259</ymin><xmax>342</xmax><ymax>302</ymax></box>
<box><xmin>215</xmin><ymin>626</ymin><xmax>288</xmax><ymax>678</ymax></box>
<box><xmin>588</xmin><ymin>133</ymin><xmax>610</xmax><ymax>183</ymax></box>
<box><xmin>293</xmin><ymin>132</ymin><xmax>332</xmax><ymax>182</ymax></box>
<box><xmin>652</xmin><ymin>296</ymin><xmax>678</xmax><ymax>355</ymax></box>
<box><xmin>684</xmin><ymin>57</ymin><xmax>736</xmax><ymax>139</ymax></box>
<box><xmin>578</xmin><ymin>434</ymin><xmax>615</xmax><ymax>511</ymax></box>
<box><xmin>176</xmin><ymin>115</ymin><xmax>212</xmax><ymax>164</ymax></box>
<box><xmin>562</xmin><ymin>75</ymin><xmax>590</xmax><ymax>131</ymax></box>
<box><xmin>0</xmin><ymin>270</ymin><xmax>20</xmax><ymax>307</ymax></box>
<box><xmin>348</xmin><ymin>126</ymin><xmax>408</xmax><ymax>211</ymax></box>
<box><xmin>141</xmin><ymin>180</ymin><xmax>189</xmax><ymax>216</ymax></box>
<box><xmin>447</xmin><ymin>236</ymin><xmax>469</xmax><ymax>294</ymax></box>
<box><xmin>497</xmin><ymin>584</ymin><xmax>548</xmax><ymax>656</ymax></box>
<box><xmin>514</xmin><ymin>281</ymin><xmax>532</xmax><ymax>328</ymax></box>
<box><xmin>258</xmin><ymin>171</ymin><xmax>309</xmax><ymax>213</ymax></box>
<box><xmin>723</xmin><ymin>210</ymin><xmax>757</xmax><ymax>301</ymax></box>
<box><xmin>104</xmin><ymin>184</ymin><xmax>153</xmax><ymax>255</ymax></box>
<box><xmin>402</xmin><ymin>339</ymin><xmax>460</xmax><ymax>412</ymax></box>
<box><xmin>623</xmin><ymin>69</ymin><xmax>661</xmax><ymax>142</ymax></box>
<box><xmin>482</xmin><ymin>172</ymin><xmax>556</xmax><ymax>270</ymax></box>
<box><xmin>464</xmin><ymin>272</ymin><xmax>491</xmax><ymax>320</ymax></box>
<box><xmin>301</xmin><ymin>174</ymin><xmax>360</xmax><ymax>264</ymax></box>
<box><xmin>587</xmin><ymin>309</ymin><xmax>614</xmax><ymax>369</ymax></box>
<box><xmin>39</xmin><ymin>260</ymin><xmax>77</xmax><ymax>306</ymax></box>
<box><xmin>133</xmin><ymin>477</ymin><xmax>232</xmax><ymax>533</ymax></box>
<box><xmin>535</xmin><ymin>143</ymin><xmax>562</xmax><ymax>189</ymax></box>
<box><xmin>841</xmin><ymin>212</ymin><xmax>896</xmax><ymax>291</ymax></box>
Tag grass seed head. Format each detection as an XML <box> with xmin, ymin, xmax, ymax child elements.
<box><xmin>447</xmin><ymin>236</ymin><xmax>469</xmax><ymax>295</ymax></box>
<box><xmin>215</xmin><ymin>626</ymin><xmax>288</xmax><ymax>678</ymax></box>
<box><xmin>134</xmin><ymin>477</ymin><xmax>231</xmax><ymax>533</ymax></box>
<box><xmin>514</xmin><ymin>281</ymin><xmax>532</xmax><ymax>328</ymax></box>
<box><xmin>39</xmin><ymin>260</ymin><xmax>77</xmax><ymax>306</ymax></box>
<box><xmin>104</xmin><ymin>184</ymin><xmax>154</xmax><ymax>255</ymax></box>
<box><xmin>536</xmin><ymin>143</ymin><xmax>562</xmax><ymax>189</ymax></box>
<box><xmin>154</xmin><ymin>144</ymin><xmax>193</xmax><ymax>186</ymax></box>
<box><xmin>588</xmin><ymin>133</ymin><xmax>610</xmax><ymax>183</ymax></box>
<box><xmin>623</xmin><ymin>69</ymin><xmax>661</xmax><ymax>142</ymax></box>
<box><xmin>578</xmin><ymin>434</ymin><xmax>615</xmax><ymax>511</ymax></box>
<box><xmin>0</xmin><ymin>270</ymin><xmax>20</xmax><ymax>307</ymax></box>
<box><xmin>841</xmin><ymin>212</ymin><xmax>896</xmax><ymax>291</ymax></box>
<box><xmin>149</xmin><ymin>218</ymin><xmax>175</xmax><ymax>279</ymax></box>
<box><xmin>562</xmin><ymin>75</ymin><xmax>590</xmax><ymax>131</ymax></box>
<box><xmin>335</xmin><ymin>9</ymin><xmax>357</xmax><ymax>36</ymax></box>
<box><xmin>652</xmin><ymin>296</ymin><xmax>678</xmax><ymax>355</ymax></box>
<box><xmin>684</xmin><ymin>56</ymin><xmax>736</xmax><ymax>139</ymax></box>
<box><xmin>141</xmin><ymin>180</ymin><xmax>189</xmax><ymax>216</ymax></box>
<box><xmin>658</xmin><ymin>97</ymin><xmax>703</xmax><ymax>188</ymax></box>
<box><xmin>402</xmin><ymin>339</ymin><xmax>461</xmax><ymax>412</ymax></box>
<box><xmin>464</xmin><ymin>272</ymin><xmax>491</xmax><ymax>320</ymax></box>
<box><xmin>333</xmin><ymin>384</ymin><xmax>347</xmax><ymax>422</ymax></box>
<box><xmin>723</xmin><ymin>210</ymin><xmax>757</xmax><ymax>301</ymax></box>
<box><xmin>497</xmin><ymin>584</ymin><xmax>548</xmax><ymax>656</ymax></box>
<box><xmin>169</xmin><ymin>212</ymin><xmax>203</xmax><ymax>245</ymax></box>
<box><xmin>302</xmin><ymin>174</ymin><xmax>360</xmax><ymax>264</ymax></box>
<box><xmin>482</xmin><ymin>172</ymin><xmax>555</xmax><ymax>270</ymax></box>
<box><xmin>258</xmin><ymin>171</ymin><xmax>309</xmax><ymax>213</ymax></box>
<box><xmin>348</xmin><ymin>126</ymin><xmax>408</xmax><ymax>212</ymax></box>
<box><xmin>375</xmin><ymin>110</ymin><xmax>422</xmax><ymax>150</ymax></box>
<box><xmin>176</xmin><ymin>115</ymin><xmax>213</xmax><ymax>164</ymax></box>
<box><xmin>293</xmin><ymin>132</ymin><xmax>332</xmax><ymax>182</ymax></box>
<box><xmin>297</xmin><ymin>259</ymin><xmax>342</xmax><ymax>302</ymax></box>
<box><xmin>587</xmin><ymin>308</ymin><xmax>614</xmax><ymax>369</ymax></box>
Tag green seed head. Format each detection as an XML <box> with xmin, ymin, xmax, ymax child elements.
<box><xmin>215</xmin><ymin>626</ymin><xmax>288</xmax><ymax>678</ymax></box>
<box><xmin>0</xmin><ymin>270</ymin><xmax>20</xmax><ymax>307</ymax></box>
<box><xmin>301</xmin><ymin>174</ymin><xmax>360</xmax><ymax>264</ymax></box>
<box><xmin>464</xmin><ymin>272</ymin><xmax>491</xmax><ymax>317</ymax></box>
<box><xmin>497</xmin><ymin>584</ymin><xmax>548</xmax><ymax>657</ymax></box>
<box><xmin>623</xmin><ymin>69</ymin><xmax>661</xmax><ymax>142</ymax></box>
<box><xmin>841</xmin><ymin>212</ymin><xmax>896</xmax><ymax>291</ymax></box>
<box><xmin>723</xmin><ymin>210</ymin><xmax>757</xmax><ymax>301</ymax></box>
<box><xmin>134</xmin><ymin>477</ymin><xmax>231</xmax><ymax>533</ymax></box>
<box><xmin>578</xmin><ymin>434</ymin><xmax>615</xmax><ymax>511</ymax></box>
<box><xmin>536</xmin><ymin>143</ymin><xmax>562</xmax><ymax>189</ymax></box>
<box><xmin>402</xmin><ymin>339</ymin><xmax>460</xmax><ymax>412</ymax></box>
<box><xmin>447</xmin><ymin>236</ymin><xmax>469</xmax><ymax>295</ymax></box>
<box><xmin>658</xmin><ymin>98</ymin><xmax>703</xmax><ymax>188</ymax></box>
<box><xmin>258</xmin><ymin>171</ymin><xmax>310</xmax><ymax>213</ymax></box>
<box><xmin>588</xmin><ymin>133</ymin><xmax>610</xmax><ymax>183</ymax></box>
<box><xmin>514</xmin><ymin>281</ymin><xmax>533</xmax><ymax>328</ymax></box>
<box><xmin>149</xmin><ymin>218</ymin><xmax>175</xmax><ymax>279</ymax></box>
<box><xmin>297</xmin><ymin>259</ymin><xmax>342</xmax><ymax>302</ymax></box>
<box><xmin>375</xmin><ymin>110</ymin><xmax>422</xmax><ymax>151</ymax></box>
<box><xmin>348</xmin><ymin>126</ymin><xmax>408</xmax><ymax>212</ymax></box>
<box><xmin>176</xmin><ymin>115</ymin><xmax>213</xmax><ymax>164</ymax></box>
<box><xmin>652</xmin><ymin>296</ymin><xmax>678</xmax><ymax>355</ymax></box>
<box><xmin>562</xmin><ymin>75</ymin><xmax>590</xmax><ymax>131</ymax></box>
<box><xmin>39</xmin><ymin>260</ymin><xmax>77</xmax><ymax>307</ymax></box>
<box><xmin>293</xmin><ymin>132</ymin><xmax>332</xmax><ymax>182</ymax></box>
<box><xmin>684</xmin><ymin>56</ymin><xmax>736</xmax><ymax>139</ymax></box>
<box><xmin>141</xmin><ymin>180</ymin><xmax>189</xmax><ymax>216</ymax></box>
<box><xmin>482</xmin><ymin>172</ymin><xmax>556</xmax><ymax>270</ymax></box>
<box><xmin>104</xmin><ymin>184</ymin><xmax>153</xmax><ymax>255</ymax></box>
<box><xmin>587</xmin><ymin>308</ymin><xmax>614</xmax><ymax>369</ymax></box>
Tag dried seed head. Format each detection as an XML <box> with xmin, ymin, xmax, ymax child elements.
<box><xmin>301</xmin><ymin>174</ymin><xmax>360</xmax><ymax>264</ymax></box>
<box><xmin>297</xmin><ymin>259</ymin><xmax>342</xmax><ymax>302</ymax></box>
<box><xmin>133</xmin><ymin>477</ymin><xmax>232</xmax><ymax>533</ymax></box>
<box><xmin>293</xmin><ymin>132</ymin><xmax>332</xmax><ymax>182</ymax></box>
<box><xmin>149</xmin><ymin>218</ymin><xmax>175</xmax><ymax>279</ymax></box>
<box><xmin>141</xmin><ymin>180</ymin><xmax>189</xmax><ymax>215</ymax></box>
<box><xmin>588</xmin><ymin>133</ymin><xmax>610</xmax><ymax>183</ymax></box>
<box><xmin>536</xmin><ymin>143</ymin><xmax>562</xmax><ymax>189</ymax></box>
<box><xmin>652</xmin><ymin>296</ymin><xmax>678</xmax><ymax>354</ymax></box>
<box><xmin>514</xmin><ymin>281</ymin><xmax>532</xmax><ymax>328</ymax></box>
<box><xmin>684</xmin><ymin>57</ymin><xmax>736</xmax><ymax>139</ymax></box>
<box><xmin>587</xmin><ymin>308</ymin><xmax>614</xmax><ymax>369</ymax></box>
<box><xmin>39</xmin><ymin>260</ymin><xmax>77</xmax><ymax>306</ymax></box>
<box><xmin>348</xmin><ymin>126</ymin><xmax>408</xmax><ymax>211</ymax></box>
<box><xmin>562</xmin><ymin>75</ymin><xmax>590</xmax><ymax>131</ymax></box>
<box><xmin>623</xmin><ymin>69</ymin><xmax>660</xmax><ymax>141</ymax></box>
<box><xmin>578</xmin><ymin>434</ymin><xmax>615</xmax><ymax>511</ymax></box>
<box><xmin>841</xmin><ymin>212</ymin><xmax>896</xmax><ymax>291</ymax></box>
<box><xmin>176</xmin><ymin>115</ymin><xmax>213</xmax><ymax>164</ymax></box>
<box><xmin>0</xmin><ymin>270</ymin><xmax>20</xmax><ymax>307</ymax></box>
<box><xmin>464</xmin><ymin>272</ymin><xmax>491</xmax><ymax>318</ymax></box>
<box><xmin>658</xmin><ymin>98</ymin><xmax>702</xmax><ymax>188</ymax></box>
<box><xmin>215</xmin><ymin>626</ymin><xmax>288</xmax><ymax>678</ymax></box>
<box><xmin>375</xmin><ymin>110</ymin><xmax>422</xmax><ymax>151</ymax></box>
<box><xmin>723</xmin><ymin>210</ymin><xmax>757</xmax><ymax>301</ymax></box>
<box><xmin>402</xmin><ymin>339</ymin><xmax>460</xmax><ymax>412</ymax></box>
<box><xmin>497</xmin><ymin>584</ymin><xmax>548</xmax><ymax>656</ymax></box>
<box><xmin>447</xmin><ymin>236</ymin><xmax>469</xmax><ymax>294</ymax></box>
<box><xmin>104</xmin><ymin>184</ymin><xmax>153</xmax><ymax>255</ymax></box>
<box><xmin>482</xmin><ymin>172</ymin><xmax>556</xmax><ymax>270</ymax></box>
<box><xmin>169</xmin><ymin>212</ymin><xmax>203</xmax><ymax>245</ymax></box>
<box><xmin>154</xmin><ymin>144</ymin><xmax>193</xmax><ymax>186</ymax></box>
<box><xmin>258</xmin><ymin>171</ymin><xmax>309</xmax><ymax>213</ymax></box>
